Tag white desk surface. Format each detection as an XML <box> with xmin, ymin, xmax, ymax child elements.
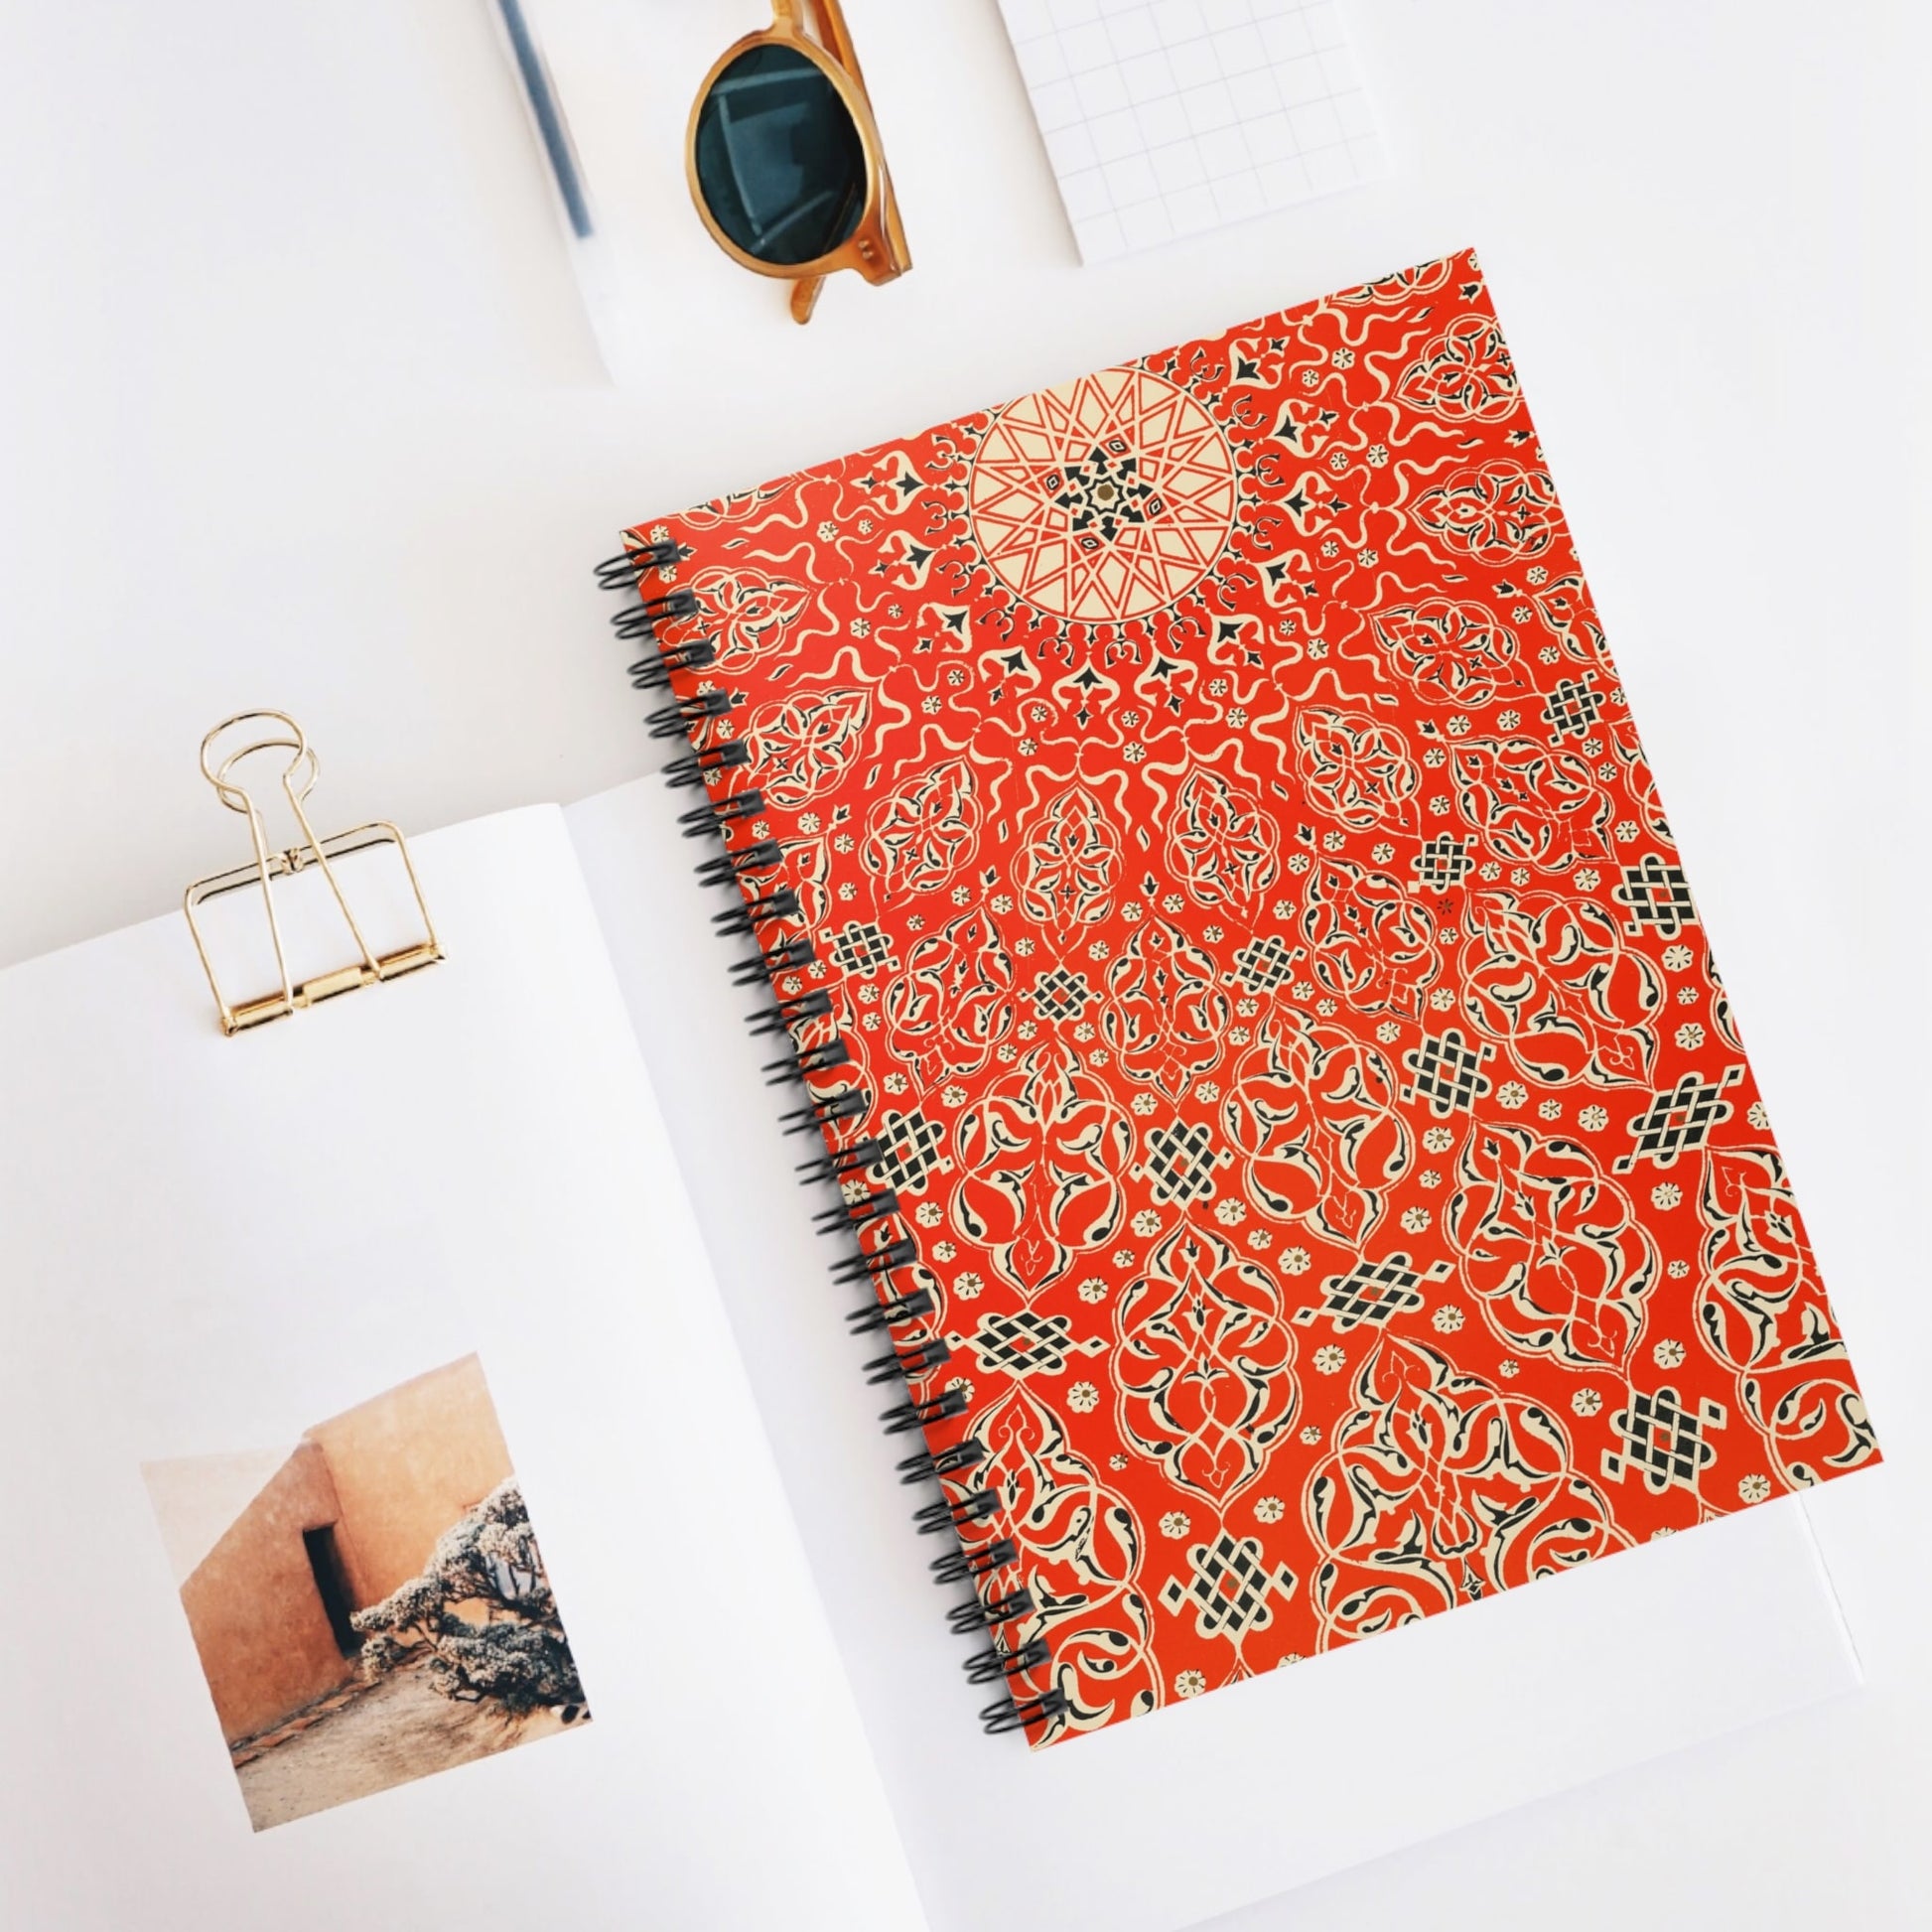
<box><xmin>1</xmin><ymin>2</ymin><xmax>1924</xmax><ymax>1926</ymax></box>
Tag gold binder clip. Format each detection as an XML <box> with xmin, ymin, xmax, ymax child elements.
<box><xmin>184</xmin><ymin>711</ymin><xmax>443</xmax><ymax>1035</ymax></box>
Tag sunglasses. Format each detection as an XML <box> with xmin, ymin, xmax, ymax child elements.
<box><xmin>687</xmin><ymin>0</ymin><xmax>910</xmax><ymax>324</ymax></box>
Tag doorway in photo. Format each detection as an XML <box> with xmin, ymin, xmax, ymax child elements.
<box><xmin>142</xmin><ymin>1354</ymin><xmax>589</xmax><ymax>1832</ymax></box>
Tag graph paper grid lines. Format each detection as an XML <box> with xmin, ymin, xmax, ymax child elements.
<box><xmin>996</xmin><ymin>0</ymin><xmax>1390</xmax><ymax>263</ymax></box>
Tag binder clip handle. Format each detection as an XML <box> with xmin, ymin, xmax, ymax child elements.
<box><xmin>183</xmin><ymin>711</ymin><xmax>443</xmax><ymax>1035</ymax></box>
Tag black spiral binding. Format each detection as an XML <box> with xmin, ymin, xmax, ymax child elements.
<box><xmin>595</xmin><ymin>538</ymin><xmax>686</xmax><ymax>589</ymax></box>
<box><xmin>683</xmin><ymin>790</ymin><xmax>765</xmax><ymax>838</ymax></box>
<box><xmin>844</xmin><ymin>1284</ymin><xmax>933</xmax><ymax>1330</ymax></box>
<box><xmin>864</xmin><ymin>1335</ymin><xmax>952</xmax><ymax>1383</ymax></box>
<box><xmin>648</xmin><ymin>690</ymin><xmax>733</xmax><ymax>739</ymax></box>
<box><xmin>598</xmin><ymin>541</ymin><xmax>1066</xmax><ymax>1740</ymax></box>
<box><xmin>628</xmin><ymin>637</ymin><xmax>717</xmax><ymax>690</ymax></box>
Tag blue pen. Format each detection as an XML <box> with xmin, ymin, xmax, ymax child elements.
<box><xmin>493</xmin><ymin>0</ymin><xmax>595</xmax><ymax>240</ymax></box>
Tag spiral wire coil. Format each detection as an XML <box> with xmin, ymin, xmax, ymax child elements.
<box><xmin>596</xmin><ymin>539</ymin><xmax>1066</xmax><ymax>1737</ymax></box>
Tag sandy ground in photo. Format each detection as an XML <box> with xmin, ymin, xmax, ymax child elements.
<box><xmin>235</xmin><ymin>1656</ymin><xmax>574</xmax><ymax>1831</ymax></box>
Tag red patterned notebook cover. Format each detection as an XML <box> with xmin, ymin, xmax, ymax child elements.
<box><xmin>619</xmin><ymin>248</ymin><xmax>1876</xmax><ymax>1745</ymax></box>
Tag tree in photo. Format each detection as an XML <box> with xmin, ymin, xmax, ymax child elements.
<box><xmin>351</xmin><ymin>1479</ymin><xmax>588</xmax><ymax>1722</ymax></box>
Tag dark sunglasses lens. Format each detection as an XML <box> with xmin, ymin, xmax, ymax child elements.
<box><xmin>694</xmin><ymin>44</ymin><xmax>867</xmax><ymax>267</ymax></box>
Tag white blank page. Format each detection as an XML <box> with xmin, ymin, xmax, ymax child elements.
<box><xmin>998</xmin><ymin>0</ymin><xmax>1391</xmax><ymax>262</ymax></box>
<box><xmin>0</xmin><ymin>809</ymin><xmax>925</xmax><ymax>1932</ymax></box>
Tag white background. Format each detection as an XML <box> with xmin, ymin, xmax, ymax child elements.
<box><xmin>0</xmin><ymin>2</ymin><xmax>1924</xmax><ymax>1927</ymax></box>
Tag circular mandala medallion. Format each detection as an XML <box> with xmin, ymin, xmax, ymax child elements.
<box><xmin>969</xmin><ymin>366</ymin><xmax>1237</xmax><ymax>621</ymax></box>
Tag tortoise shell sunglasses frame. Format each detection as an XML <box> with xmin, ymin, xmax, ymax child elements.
<box><xmin>686</xmin><ymin>0</ymin><xmax>911</xmax><ymax>324</ymax></box>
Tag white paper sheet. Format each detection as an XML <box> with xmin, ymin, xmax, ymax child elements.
<box><xmin>0</xmin><ymin>808</ymin><xmax>925</xmax><ymax>1932</ymax></box>
<box><xmin>995</xmin><ymin>0</ymin><xmax>1391</xmax><ymax>262</ymax></box>
<box><xmin>567</xmin><ymin>774</ymin><xmax>1863</xmax><ymax>1932</ymax></box>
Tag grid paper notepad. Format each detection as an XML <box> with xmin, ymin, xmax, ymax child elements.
<box><xmin>997</xmin><ymin>0</ymin><xmax>1389</xmax><ymax>263</ymax></box>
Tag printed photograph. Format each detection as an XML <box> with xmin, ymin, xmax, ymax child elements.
<box><xmin>143</xmin><ymin>1354</ymin><xmax>588</xmax><ymax>1831</ymax></box>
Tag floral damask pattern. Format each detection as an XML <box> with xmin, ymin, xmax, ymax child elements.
<box><xmin>1114</xmin><ymin>1222</ymin><xmax>1299</xmax><ymax>1501</ymax></box>
<box><xmin>952</xmin><ymin>1047</ymin><xmax>1133</xmax><ymax>1300</ymax></box>
<box><xmin>864</xmin><ymin>757</ymin><xmax>983</xmax><ymax>897</ymax></box>
<box><xmin>627</xmin><ymin>249</ymin><xmax>1877</xmax><ymax>1745</ymax></box>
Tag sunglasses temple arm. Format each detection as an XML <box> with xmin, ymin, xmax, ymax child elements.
<box><xmin>806</xmin><ymin>0</ymin><xmax>862</xmax><ymax>79</ymax></box>
<box><xmin>882</xmin><ymin>176</ymin><xmax>911</xmax><ymax>274</ymax></box>
<box><xmin>790</xmin><ymin>274</ymin><xmax>827</xmax><ymax>325</ymax></box>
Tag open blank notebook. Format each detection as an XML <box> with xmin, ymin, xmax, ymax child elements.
<box><xmin>0</xmin><ymin>791</ymin><xmax>1863</xmax><ymax>1932</ymax></box>
<box><xmin>996</xmin><ymin>0</ymin><xmax>1390</xmax><ymax>261</ymax></box>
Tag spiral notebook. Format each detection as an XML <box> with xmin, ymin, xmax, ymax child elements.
<box><xmin>607</xmin><ymin>246</ymin><xmax>1878</xmax><ymax>1750</ymax></box>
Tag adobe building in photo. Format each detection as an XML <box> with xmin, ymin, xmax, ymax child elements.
<box><xmin>143</xmin><ymin>1355</ymin><xmax>512</xmax><ymax>1746</ymax></box>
